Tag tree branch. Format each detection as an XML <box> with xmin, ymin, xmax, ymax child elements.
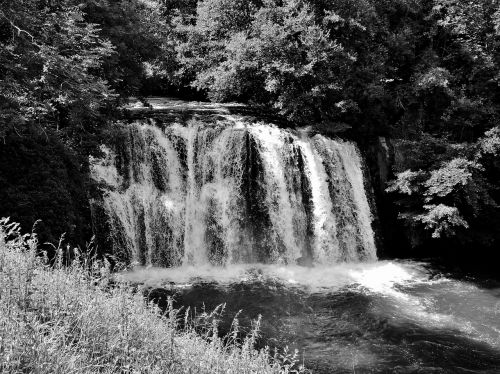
<box><xmin>0</xmin><ymin>10</ymin><xmax>40</xmax><ymax>48</ymax></box>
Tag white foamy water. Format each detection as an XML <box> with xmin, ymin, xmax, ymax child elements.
<box><xmin>117</xmin><ymin>260</ymin><xmax>418</xmax><ymax>292</ymax></box>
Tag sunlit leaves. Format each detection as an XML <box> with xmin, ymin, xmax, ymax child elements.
<box><xmin>386</xmin><ymin>169</ymin><xmax>425</xmax><ymax>195</ymax></box>
<box><xmin>174</xmin><ymin>0</ymin><xmax>353</xmax><ymax>123</ymax></box>
<box><xmin>478</xmin><ymin>126</ymin><xmax>500</xmax><ymax>157</ymax></box>
<box><xmin>424</xmin><ymin>158</ymin><xmax>480</xmax><ymax>200</ymax></box>
<box><xmin>416</xmin><ymin>204</ymin><xmax>469</xmax><ymax>238</ymax></box>
<box><xmin>388</xmin><ymin>145</ymin><xmax>497</xmax><ymax>240</ymax></box>
<box><xmin>415</xmin><ymin>67</ymin><xmax>451</xmax><ymax>91</ymax></box>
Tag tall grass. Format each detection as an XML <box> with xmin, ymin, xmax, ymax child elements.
<box><xmin>0</xmin><ymin>218</ymin><xmax>306</xmax><ymax>373</ymax></box>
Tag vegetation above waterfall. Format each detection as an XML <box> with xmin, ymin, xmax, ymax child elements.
<box><xmin>3</xmin><ymin>0</ymin><xmax>500</xmax><ymax>137</ymax></box>
<box><xmin>1</xmin><ymin>0</ymin><xmax>500</xmax><ymax>256</ymax></box>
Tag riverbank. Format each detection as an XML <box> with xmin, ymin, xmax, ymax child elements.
<box><xmin>0</xmin><ymin>219</ymin><xmax>304</xmax><ymax>374</ymax></box>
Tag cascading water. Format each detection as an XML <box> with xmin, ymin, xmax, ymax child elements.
<box><xmin>91</xmin><ymin>118</ymin><xmax>377</xmax><ymax>267</ymax></box>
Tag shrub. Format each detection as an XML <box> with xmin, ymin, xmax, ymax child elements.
<box><xmin>386</xmin><ymin>130</ymin><xmax>500</xmax><ymax>246</ymax></box>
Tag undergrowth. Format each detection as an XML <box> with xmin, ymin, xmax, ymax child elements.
<box><xmin>0</xmin><ymin>218</ymin><xmax>306</xmax><ymax>373</ymax></box>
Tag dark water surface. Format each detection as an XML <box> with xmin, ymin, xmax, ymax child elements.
<box><xmin>121</xmin><ymin>261</ymin><xmax>500</xmax><ymax>373</ymax></box>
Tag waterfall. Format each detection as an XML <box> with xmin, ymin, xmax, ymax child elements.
<box><xmin>91</xmin><ymin>119</ymin><xmax>377</xmax><ymax>266</ymax></box>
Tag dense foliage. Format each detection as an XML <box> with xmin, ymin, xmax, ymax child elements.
<box><xmin>172</xmin><ymin>0</ymin><xmax>500</xmax><ymax>136</ymax></box>
<box><xmin>0</xmin><ymin>0</ymin><xmax>115</xmax><ymax>142</ymax></box>
<box><xmin>386</xmin><ymin>128</ymin><xmax>500</xmax><ymax>252</ymax></box>
<box><xmin>1</xmin><ymin>0</ymin><xmax>115</xmax><ymax>246</ymax></box>
<box><xmin>3</xmin><ymin>0</ymin><xmax>499</xmax><ymax>140</ymax></box>
<box><xmin>1</xmin><ymin>0</ymin><xmax>500</xmax><ymax>256</ymax></box>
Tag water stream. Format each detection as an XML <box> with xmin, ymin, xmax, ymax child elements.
<box><xmin>122</xmin><ymin>261</ymin><xmax>500</xmax><ymax>374</ymax></box>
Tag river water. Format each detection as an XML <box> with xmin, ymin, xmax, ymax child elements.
<box><xmin>121</xmin><ymin>260</ymin><xmax>500</xmax><ymax>373</ymax></box>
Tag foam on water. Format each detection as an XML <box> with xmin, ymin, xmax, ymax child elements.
<box><xmin>118</xmin><ymin>260</ymin><xmax>419</xmax><ymax>292</ymax></box>
<box><xmin>119</xmin><ymin>260</ymin><xmax>500</xmax><ymax>350</ymax></box>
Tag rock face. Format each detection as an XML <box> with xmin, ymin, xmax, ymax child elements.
<box><xmin>374</xmin><ymin>137</ymin><xmax>393</xmax><ymax>191</ymax></box>
<box><xmin>363</xmin><ymin>136</ymin><xmax>425</xmax><ymax>258</ymax></box>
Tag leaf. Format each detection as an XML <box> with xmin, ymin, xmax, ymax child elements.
<box><xmin>386</xmin><ymin>170</ymin><xmax>425</xmax><ymax>195</ymax></box>
<box><xmin>424</xmin><ymin>158</ymin><xmax>479</xmax><ymax>200</ymax></box>
<box><xmin>416</xmin><ymin>204</ymin><xmax>468</xmax><ymax>238</ymax></box>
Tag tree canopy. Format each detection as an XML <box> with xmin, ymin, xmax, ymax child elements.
<box><xmin>1</xmin><ymin>0</ymin><xmax>500</xmax><ymax>252</ymax></box>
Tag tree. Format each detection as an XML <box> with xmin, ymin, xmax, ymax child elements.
<box><xmin>0</xmin><ymin>0</ymin><xmax>116</xmax><ymax>144</ymax></box>
<box><xmin>0</xmin><ymin>0</ymin><xmax>118</xmax><ymax>247</ymax></box>
<box><xmin>386</xmin><ymin>128</ymin><xmax>500</xmax><ymax>245</ymax></box>
<box><xmin>175</xmin><ymin>0</ymin><xmax>355</xmax><ymax>126</ymax></box>
<box><xmin>83</xmin><ymin>0</ymin><xmax>178</xmax><ymax>96</ymax></box>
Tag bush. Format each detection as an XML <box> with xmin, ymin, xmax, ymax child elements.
<box><xmin>0</xmin><ymin>218</ymin><xmax>306</xmax><ymax>374</ymax></box>
<box><xmin>386</xmin><ymin>129</ymin><xmax>500</xmax><ymax>249</ymax></box>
